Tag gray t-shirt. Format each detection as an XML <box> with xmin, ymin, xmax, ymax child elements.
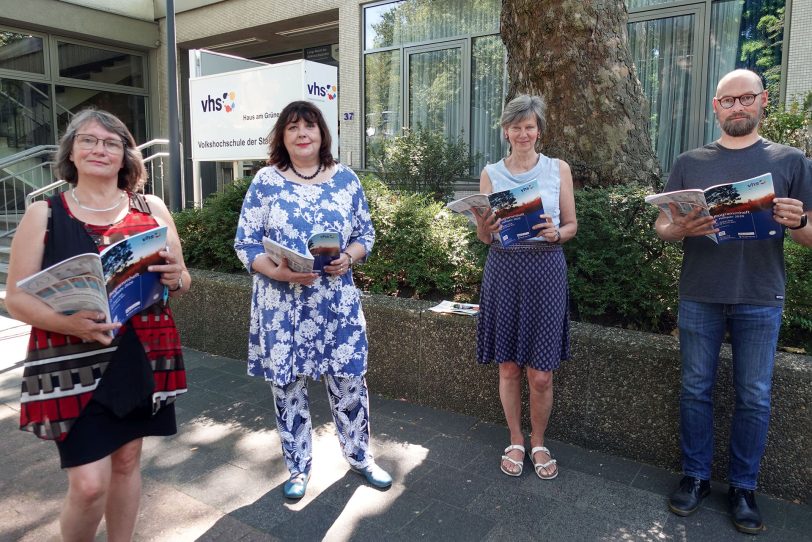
<box><xmin>665</xmin><ymin>139</ymin><xmax>812</xmax><ymax>306</ymax></box>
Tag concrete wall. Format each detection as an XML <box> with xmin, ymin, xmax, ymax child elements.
<box><xmin>173</xmin><ymin>269</ymin><xmax>812</xmax><ymax>501</ymax></box>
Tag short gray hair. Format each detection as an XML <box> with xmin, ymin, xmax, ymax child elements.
<box><xmin>501</xmin><ymin>94</ymin><xmax>547</xmax><ymax>135</ymax></box>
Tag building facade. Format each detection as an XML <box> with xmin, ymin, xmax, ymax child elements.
<box><xmin>1</xmin><ymin>0</ymin><xmax>809</xmax><ymax>205</ymax></box>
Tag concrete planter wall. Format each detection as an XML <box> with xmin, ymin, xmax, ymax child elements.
<box><xmin>173</xmin><ymin>269</ymin><xmax>812</xmax><ymax>501</ymax></box>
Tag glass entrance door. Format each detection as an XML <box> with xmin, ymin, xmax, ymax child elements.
<box><xmin>628</xmin><ymin>6</ymin><xmax>705</xmax><ymax>172</ymax></box>
<box><xmin>404</xmin><ymin>41</ymin><xmax>465</xmax><ymax>138</ymax></box>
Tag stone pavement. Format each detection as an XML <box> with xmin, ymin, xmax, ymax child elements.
<box><xmin>0</xmin><ymin>314</ymin><xmax>809</xmax><ymax>541</ymax></box>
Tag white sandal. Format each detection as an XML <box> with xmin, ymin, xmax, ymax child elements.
<box><xmin>529</xmin><ymin>446</ymin><xmax>558</xmax><ymax>480</ymax></box>
<box><xmin>500</xmin><ymin>444</ymin><xmax>526</xmax><ymax>476</ymax></box>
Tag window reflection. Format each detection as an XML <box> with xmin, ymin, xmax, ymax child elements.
<box><xmin>0</xmin><ymin>31</ymin><xmax>45</xmax><ymax>74</ymax></box>
<box><xmin>56</xmin><ymin>86</ymin><xmax>146</xmax><ymax>142</ymax></box>
<box><xmin>58</xmin><ymin>42</ymin><xmax>144</xmax><ymax>88</ymax></box>
<box><xmin>0</xmin><ymin>78</ymin><xmax>51</xmax><ymax>154</ymax></box>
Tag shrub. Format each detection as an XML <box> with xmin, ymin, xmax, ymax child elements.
<box><xmin>354</xmin><ymin>175</ymin><xmax>487</xmax><ymax>299</ymax></box>
<box><xmin>564</xmin><ymin>183</ymin><xmax>682</xmax><ymax>332</ymax></box>
<box><xmin>781</xmin><ymin>239</ymin><xmax>812</xmax><ymax>353</ymax></box>
<box><xmin>173</xmin><ymin>178</ymin><xmax>249</xmax><ymax>273</ymax></box>
<box><xmin>368</xmin><ymin>127</ymin><xmax>477</xmax><ymax>201</ymax></box>
<box><xmin>174</xmin><ymin>175</ymin><xmax>812</xmax><ymax>350</ymax></box>
<box><xmin>760</xmin><ymin>93</ymin><xmax>812</xmax><ymax>157</ymax></box>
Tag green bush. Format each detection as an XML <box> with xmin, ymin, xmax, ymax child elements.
<box><xmin>564</xmin><ymin>183</ymin><xmax>683</xmax><ymax>332</ymax></box>
<box><xmin>781</xmin><ymin>239</ymin><xmax>812</xmax><ymax>352</ymax></box>
<box><xmin>173</xmin><ymin>178</ymin><xmax>249</xmax><ymax>273</ymax></box>
<box><xmin>354</xmin><ymin>175</ymin><xmax>488</xmax><ymax>299</ymax></box>
<box><xmin>760</xmin><ymin>93</ymin><xmax>811</xmax><ymax>157</ymax></box>
<box><xmin>367</xmin><ymin>127</ymin><xmax>477</xmax><ymax>201</ymax></box>
<box><xmin>174</xmin><ymin>175</ymin><xmax>812</xmax><ymax>350</ymax></box>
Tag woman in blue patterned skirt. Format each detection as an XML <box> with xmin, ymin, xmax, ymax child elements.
<box><xmin>234</xmin><ymin>101</ymin><xmax>391</xmax><ymax>499</ymax></box>
<box><xmin>473</xmin><ymin>94</ymin><xmax>577</xmax><ymax>480</ymax></box>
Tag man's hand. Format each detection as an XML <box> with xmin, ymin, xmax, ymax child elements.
<box><xmin>667</xmin><ymin>203</ymin><xmax>718</xmax><ymax>239</ymax></box>
<box><xmin>772</xmin><ymin>197</ymin><xmax>806</xmax><ymax>229</ymax></box>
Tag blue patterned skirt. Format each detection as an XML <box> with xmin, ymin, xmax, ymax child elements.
<box><xmin>476</xmin><ymin>242</ymin><xmax>570</xmax><ymax>371</ymax></box>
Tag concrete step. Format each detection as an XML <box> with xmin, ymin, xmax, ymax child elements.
<box><xmin>0</xmin><ymin>246</ymin><xmax>9</xmax><ymax>265</ymax></box>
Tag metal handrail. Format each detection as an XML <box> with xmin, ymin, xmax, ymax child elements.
<box><xmin>0</xmin><ymin>145</ymin><xmax>58</xmax><ymax>168</ymax></box>
<box><xmin>25</xmin><ymin>179</ymin><xmax>67</xmax><ymax>208</ymax></box>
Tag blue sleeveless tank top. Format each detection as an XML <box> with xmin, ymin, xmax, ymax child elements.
<box><xmin>484</xmin><ymin>154</ymin><xmax>562</xmax><ymax>240</ymax></box>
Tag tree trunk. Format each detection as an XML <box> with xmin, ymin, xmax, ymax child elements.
<box><xmin>501</xmin><ymin>0</ymin><xmax>660</xmax><ymax>187</ymax></box>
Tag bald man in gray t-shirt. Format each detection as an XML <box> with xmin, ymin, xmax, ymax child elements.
<box><xmin>654</xmin><ymin>69</ymin><xmax>812</xmax><ymax>535</ymax></box>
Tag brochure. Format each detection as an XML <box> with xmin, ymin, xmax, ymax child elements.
<box><xmin>17</xmin><ymin>226</ymin><xmax>168</xmax><ymax>332</ymax></box>
<box><xmin>262</xmin><ymin>231</ymin><xmax>341</xmax><ymax>274</ymax></box>
<box><xmin>447</xmin><ymin>179</ymin><xmax>546</xmax><ymax>247</ymax></box>
<box><xmin>645</xmin><ymin>173</ymin><xmax>780</xmax><ymax>243</ymax></box>
<box><xmin>427</xmin><ymin>300</ymin><xmax>480</xmax><ymax>316</ymax></box>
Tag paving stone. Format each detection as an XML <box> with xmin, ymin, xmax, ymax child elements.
<box><xmin>395</xmin><ymin>500</ymin><xmax>495</xmax><ymax>541</ymax></box>
<box><xmin>2</xmin><ymin>345</ymin><xmax>808</xmax><ymax>542</ymax></box>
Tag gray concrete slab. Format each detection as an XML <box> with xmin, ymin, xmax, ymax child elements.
<box><xmin>0</xmin><ymin>318</ymin><xmax>809</xmax><ymax>541</ymax></box>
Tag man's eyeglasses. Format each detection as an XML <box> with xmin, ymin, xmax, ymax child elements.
<box><xmin>716</xmin><ymin>91</ymin><xmax>765</xmax><ymax>109</ymax></box>
<box><xmin>75</xmin><ymin>134</ymin><xmax>126</xmax><ymax>154</ymax></box>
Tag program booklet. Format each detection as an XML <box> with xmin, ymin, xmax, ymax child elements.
<box><xmin>17</xmin><ymin>226</ymin><xmax>168</xmax><ymax>332</ymax></box>
<box><xmin>427</xmin><ymin>300</ymin><xmax>480</xmax><ymax>316</ymax></box>
<box><xmin>447</xmin><ymin>179</ymin><xmax>546</xmax><ymax>247</ymax></box>
<box><xmin>262</xmin><ymin>231</ymin><xmax>341</xmax><ymax>274</ymax></box>
<box><xmin>645</xmin><ymin>172</ymin><xmax>780</xmax><ymax>243</ymax></box>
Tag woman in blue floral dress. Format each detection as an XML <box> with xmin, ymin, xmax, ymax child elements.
<box><xmin>234</xmin><ymin>101</ymin><xmax>391</xmax><ymax>499</ymax></box>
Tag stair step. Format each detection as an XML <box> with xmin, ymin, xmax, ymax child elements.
<box><xmin>0</xmin><ymin>246</ymin><xmax>9</xmax><ymax>265</ymax></box>
<box><xmin>0</xmin><ymin>262</ymin><xmax>7</xmax><ymax>285</ymax></box>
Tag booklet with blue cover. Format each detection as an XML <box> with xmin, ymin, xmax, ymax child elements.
<box><xmin>446</xmin><ymin>179</ymin><xmax>546</xmax><ymax>247</ymax></box>
<box><xmin>262</xmin><ymin>231</ymin><xmax>341</xmax><ymax>274</ymax></box>
<box><xmin>645</xmin><ymin>172</ymin><xmax>780</xmax><ymax>244</ymax></box>
<box><xmin>17</xmin><ymin>226</ymin><xmax>169</xmax><ymax>333</ymax></box>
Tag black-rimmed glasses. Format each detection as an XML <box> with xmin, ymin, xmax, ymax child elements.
<box><xmin>75</xmin><ymin>134</ymin><xmax>126</xmax><ymax>154</ymax></box>
<box><xmin>716</xmin><ymin>91</ymin><xmax>765</xmax><ymax>109</ymax></box>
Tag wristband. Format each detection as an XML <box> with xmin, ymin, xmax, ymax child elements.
<box><xmin>553</xmin><ymin>229</ymin><xmax>561</xmax><ymax>243</ymax></box>
<box><xmin>343</xmin><ymin>251</ymin><xmax>354</xmax><ymax>268</ymax></box>
<box><xmin>788</xmin><ymin>214</ymin><xmax>808</xmax><ymax>230</ymax></box>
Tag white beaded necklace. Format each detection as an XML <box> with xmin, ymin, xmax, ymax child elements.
<box><xmin>70</xmin><ymin>187</ymin><xmax>126</xmax><ymax>212</ymax></box>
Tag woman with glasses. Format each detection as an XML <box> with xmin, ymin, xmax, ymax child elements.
<box><xmin>5</xmin><ymin>109</ymin><xmax>189</xmax><ymax>541</ymax></box>
<box><xmin>472</xmin><ymin>94</ymin><xmax>577</xmax><ymax>480</ymax></box>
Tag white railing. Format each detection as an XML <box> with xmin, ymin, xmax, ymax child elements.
<box><xmin>0</xmin><ymin>139</ymin><xmax>171</xmax><ymax>239</ymax></box>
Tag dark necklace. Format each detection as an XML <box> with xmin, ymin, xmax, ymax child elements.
<box><xmin>289</xmin><ymin>163</ymin><xmax>322</xmax><ymax>180</ymax></box>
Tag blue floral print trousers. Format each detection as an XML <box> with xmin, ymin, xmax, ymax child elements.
<box><xmin>271</xmin><ymin>375</ymin><xmax>374</xmax><ymax>476</ymax></box>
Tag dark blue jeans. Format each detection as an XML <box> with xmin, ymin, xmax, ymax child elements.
<box><xmin>677</xmin><ymin>300</ymin><xmax>782</xmax><ymax>490</ymax></box>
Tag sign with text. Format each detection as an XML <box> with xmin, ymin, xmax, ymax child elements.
<box><xmin>189</xmin><ymin>59</ymin><xmax>338</xmax><ymax>161</ymax></box>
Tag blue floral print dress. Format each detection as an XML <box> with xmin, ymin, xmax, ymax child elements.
<box><xmin>234</xmin><ymin>164</ymin><xmax>375</xmax><ymax>387</ymax></box>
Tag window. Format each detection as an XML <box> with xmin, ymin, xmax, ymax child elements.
<box><xmin>0</xmin><ymin>31</ymin><xmax>45</xmax><ymax>75</ymax></box>
<box><xmin>57</xmin><ymin>41</ymin><xmax>145</xmax><ymax>88</ymax></box>
<box><xmin>626</xmin><ymin>0</ymin><xmax>786</xmax><ymax>172</ymax></box>
<box><xmin>363</xmin><ymin>0</ymin><xmax>504</xmax><ymax>176</ymax></box>
<box><xmin>0</xmin><ymin>28</ymin><xmax>149</xmax><ymax>156</ymax></box>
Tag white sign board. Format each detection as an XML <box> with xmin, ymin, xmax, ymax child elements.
<box><xmin>189</xmin><ymin>60</ymin><xmax>338</xmax><ymax>161</ymax></box>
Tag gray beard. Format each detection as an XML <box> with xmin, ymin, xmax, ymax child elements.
<box><xmin>721</xmin><ymin>114</ymin><xmax>759</xmax><ymax>137</ymax></box>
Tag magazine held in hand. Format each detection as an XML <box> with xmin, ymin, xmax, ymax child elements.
<box><xmin>16</xmin><ymin>226</ymin><xmax>169</xmax><ymax>334</ymax></box>
<box><xmin>262</xmin><ymin>231</ymin><xmax>341</xmax><ymax>274</ymax></box>
<box><xmin>645</xmin><ymin>173</ymin><xmax>780</xmax><ymax>243</ymax></box>
<box><xmin>447</xmin><ymin>179</ymin><xmax>546</xmax><ymax>247</ymax></box>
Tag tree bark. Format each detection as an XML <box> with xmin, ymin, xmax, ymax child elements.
<box><xmin>501</xmin><ymin>0</ymin><xmax>660</xmax><ymax>187</ymax></box>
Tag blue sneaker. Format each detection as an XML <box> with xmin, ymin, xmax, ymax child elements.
<box><xmin>351</xmin><ymin>462</ymin><xmax>392</xmax><ymax>488</ymax></box>
<box><xmin>283</xmin><ymin>472</ymin><xmax>310</xmax><ymax>499</ymax></box>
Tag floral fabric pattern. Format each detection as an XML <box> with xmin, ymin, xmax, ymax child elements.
<box><xmin>234</xmin><ymin>165</ymin><xmax>375</xmax><ymax>387</ymax></box>
<box><xmin>271</xmin><ymin>375</ymin><xmax>372</xmax><ymax>475</ymax></box>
